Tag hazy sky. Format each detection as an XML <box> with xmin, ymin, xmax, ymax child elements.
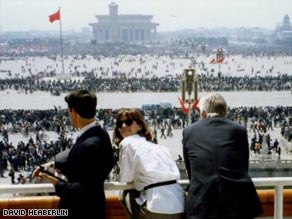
<box><xmin>0</xmin><ymin>0</ymin><xmax>291</xmax><ymax>32</ymax></box>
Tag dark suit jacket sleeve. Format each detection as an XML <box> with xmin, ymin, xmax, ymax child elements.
<box><xmin>54</xmin><ymin>134</ymin><xmax>114</xmax><ymax>198</ymax></box>
<box><xmin>182</xmin><ymin>128</ymin><xmax>191</xmax><ymax>180</ymax></box>
<box><xmin>239</xmin><ymin>128</ymin><xmax>249</xmax><ymax>171</ymax></box>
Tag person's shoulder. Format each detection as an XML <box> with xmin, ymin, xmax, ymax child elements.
<box><xmin>184</xmin><ymin>120</ymin><xmax>203</xmax><ymax>131</ymax></box>
<box><xmin>82</xmin><ymin>125</ymin><xmax>111</xmax><ymax>145</ymax></box>
<box><xmin>119</xmin><ymin>135</ymin><xmax>145</xmax><ymax>152</ymax></box>
<box><xmin>124</xmin><ymin>134</ymin><xmax>144</xmax><ymax>142</ymax></box>
<box><xmin>92</xmin><ymin>124</ymin><xmax>111</xmax><ymax>137</ymax></box>
<box><xmin>225</xmin><ymin>118</ymin><xmax>247</xmax><ymax>131</ymax></box>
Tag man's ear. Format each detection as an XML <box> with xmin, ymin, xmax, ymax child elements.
<box><xmin>70</xmin><ymin>108</ymin><xmax>78</xmax><ymax>114</ymax></box>
<box><xmin>69</xmin><ymin>108</ymin><xmax>78</xmax><ymax>117</ymax></box>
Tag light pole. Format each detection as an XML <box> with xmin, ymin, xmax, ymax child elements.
<box><xmin>181</xmin><ymin>68</ymin><xmax>199</xmax><ymax>125</ymax></box>
<box><xmin>216</xmin><ymin>48</ymin><xmax>224</xmax><ymax>75</ymax></box>
<box><xmin>199</xmin><ymin>42</ymin><xmax>208</xmax><ymax>54</ymax></box>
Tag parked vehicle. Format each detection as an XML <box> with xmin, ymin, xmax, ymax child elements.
<box><xmin>141</xmin><ymin>103</ymin><xmax>162</xmax><ymax>111</ymax></box>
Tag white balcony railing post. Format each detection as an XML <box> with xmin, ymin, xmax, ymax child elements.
<box><xmin>275</xmin><ymin>185</ymin><xmax>283</xmax><ymax>219</ymax></box>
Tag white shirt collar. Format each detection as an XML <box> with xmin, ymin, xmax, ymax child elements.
<box><xmin>77</xmin><ymin>120</ymin><xmax>98</xmax><ymax>139</ymax></box>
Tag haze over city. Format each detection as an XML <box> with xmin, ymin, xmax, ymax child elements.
<box><xmin>0</xmin><ymin>0</ymin><xmax>291</xmax><ymax>32</ymax></box>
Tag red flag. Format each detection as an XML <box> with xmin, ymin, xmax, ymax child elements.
<box><xmin>217</xmin><ymin>57</ymin><xmax>224</xmax><ymax>63</ymax></box>
<box><xmin>209</xmin><ymin>58</ymin><xmax>216</xmax><ymax>64</ymax></box>
<box><xmin>192</xmin><ymin>98</ymin><xmax>200</xmax><ymax>111</ymax></box>
<box><xmin>49</xmin><ymin>9</ymin><xmax>60</xmax><ymax>23</ymax></box>
<box><xmin>178</xmin><ymin>97</ymin><xmax>189</xmax><ymax>114</ymax></box>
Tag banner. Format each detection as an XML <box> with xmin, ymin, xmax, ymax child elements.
<box><xmin>49</xmin><ymin>9</ymin><xmax>60</xmax><ymax>23</ymax></box>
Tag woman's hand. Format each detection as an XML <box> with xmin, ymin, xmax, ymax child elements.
<box><xmin>32</xmin><ymin>166</ymin><xmax>41</xmax><ymax>179</ymax></box>
<box><xmin>32</xmin><ymin>161</ymin><xmax>58</xmax><ymax>186</ymax></box>
<box><xmin>42</xmin><ymin>161</ymin><xmax>55</xmax><ymax>169</ymax></box>
<box><xmin>38</xmin><ymin>172</ymin><xmax>58</xmax><ymax>186</ymax></box>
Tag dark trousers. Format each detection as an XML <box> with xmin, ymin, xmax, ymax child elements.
<box><xmin>120</xmin><ymin>189</ymin><xmax>185</xmax><ymax>219</ymax></box>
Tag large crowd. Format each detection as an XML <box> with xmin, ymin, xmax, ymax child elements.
<box><xmin>1</xmin><ymin>41</ymin><xmax>292</xmax><ymax>94</ymax></box>
<box><xmin>0</xmin><ymin>73</ymin><xmax>291</xmax><ymax>93</ymax></box>
<box><xmin>0</xmin><ymin>105</ymin><xmax>291</xmax><ymax>183</ymax></box>
<box><xmin>1</xmin><ymin>40</ymin><xmax>292</xmax><ymax>183</ymax></box>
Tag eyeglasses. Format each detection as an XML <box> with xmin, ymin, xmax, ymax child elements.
<box><xmin>116</xmin><ymin>119</ymin><xmax>134</xmax><ymax>128</ymax></box>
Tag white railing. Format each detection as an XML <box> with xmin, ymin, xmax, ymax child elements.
<box><xmin>0</xmin><ymin>177</ymin><xmax>292</xmax><ymax>219</ymax></box>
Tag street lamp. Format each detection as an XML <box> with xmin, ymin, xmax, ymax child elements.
<box><xmin>216</xmin><ymin>48</ymin><xmax>224</xmax><ymax>75</ymax></box>
<box><xmin>198</xmin><ymin>42</ymin><xmax>208</xmax><ymax>54</ymax></box>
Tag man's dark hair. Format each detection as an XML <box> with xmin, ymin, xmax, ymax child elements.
<box><xmin>65</xmin><ymin>89</ymin><xmax>97</xmax><ymax>119</ymax></box>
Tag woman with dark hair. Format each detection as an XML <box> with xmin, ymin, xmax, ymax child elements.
<box><xmin>113</xmin><ymin>108</ymin><xmax>185</xmax><ymax>219</ymax></box>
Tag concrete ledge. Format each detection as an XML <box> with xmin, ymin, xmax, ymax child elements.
<box><xmin>0</xmin><ymin>190</ymin><xmax>292</xmax><ymax>218</ymax></box>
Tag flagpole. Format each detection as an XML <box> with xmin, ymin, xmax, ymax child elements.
<box><xmin>59</xmin><ymin>7</ymin><xmax>65</xmax><ymax>75</ymax></box>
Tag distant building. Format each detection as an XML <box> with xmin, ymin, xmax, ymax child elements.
<box><xmin>276</xmin><ymin>14</ymin><xmax>292</xmax><ymax>32</ymax></box>
<box><xmin>89</xmin><ymin>2</ymin><xmax>159</xmax><ymax>44</ymax></box>
<box><xmin>275</xmin><ymin>14</ymin><xmax>292</xmax><ymax>40</ymax></box>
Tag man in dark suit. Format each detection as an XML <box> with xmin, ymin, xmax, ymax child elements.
<box><xmin>182</xmin><ymin>93</ymin><xmax>262</xmax><ymax>219</ymax></box>
<box><xmin>33</xmin><ymin>89</ymin><xmax>114</xmax><ymax>218</ymax></box>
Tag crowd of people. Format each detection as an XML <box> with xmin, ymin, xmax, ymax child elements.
<box><xmin>0</xmin><ymin>40</ymin><xmax>291</xmax><ymax>218</ymax></box>
<box><xmin>0</xmin><ymin>86</ymin><xmax>291</xmax><ymax>218</ymax></box>
<box><xmin>1</xmin><ymin>46</ymin><xmax>292</xmax><ymax>94</ymax></box>
<box><xmin>0</xmin><ymin>73</ymin><xmax>291</xmax><ymax>93</ymax></box>
<box><xmin>0</xmin><ymin>105</ymin><xmax>291</xmax><ymax>181</ymax></box>
<box><xmin>1</xmin><ymin>52</ymin><xmax>292</xmax><ymax>94</ymax></box>
<box><xmin>24</xmin><ymin>91</ymin><xmax>266</xmax><ymax>218</ymax></box>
